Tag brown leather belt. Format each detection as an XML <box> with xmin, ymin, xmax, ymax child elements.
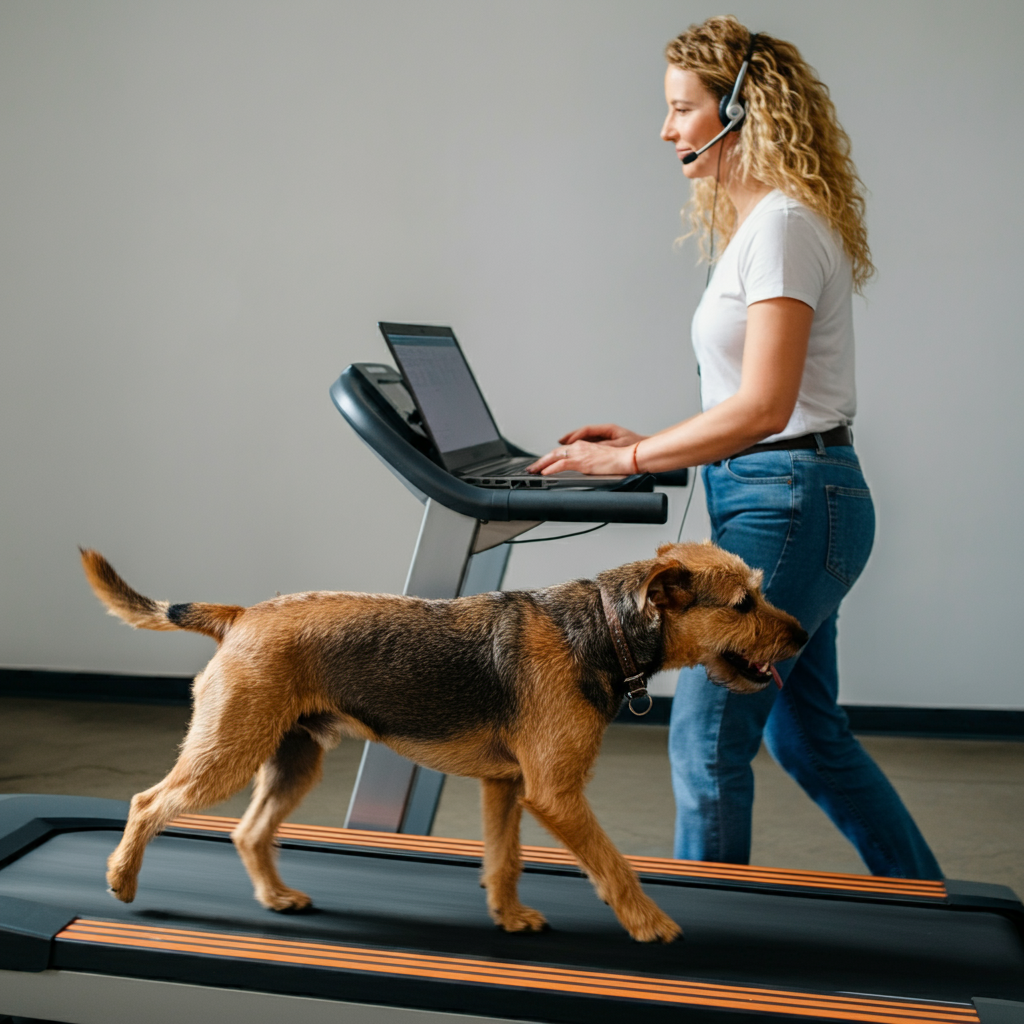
<box><xmin>727</xmin><ymin>424</ymin><xmax>853</xmax><ymax>462</ymax></box>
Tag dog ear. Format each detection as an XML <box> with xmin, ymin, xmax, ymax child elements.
<box><xmin>637</xmin><ymin>564</ymin><xmax>693</xmax><ymax>611</ymax></box>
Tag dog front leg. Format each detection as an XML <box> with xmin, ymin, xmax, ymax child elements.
<box><xmin>479</xmin><ymin>776</ymin><xmax>546</xmax><ymax>932</ymax></box>
<box><xmin>520</xmin><ymin>783</ymin><xmax>681</xmax><ymax>943</ymax></box>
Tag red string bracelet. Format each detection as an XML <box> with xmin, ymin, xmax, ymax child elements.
<box><xmin>631</xmin><ymin>441</ymin><xmax>641</xmax><ymax>474</ymax></box>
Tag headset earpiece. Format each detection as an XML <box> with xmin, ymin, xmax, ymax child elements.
<box><xmin>719</xmin><ymin>92</ymin><xmax>745</xmax><ymax>131</ymax></box>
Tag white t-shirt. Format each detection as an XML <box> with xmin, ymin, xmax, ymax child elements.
<box><xmin>691</xmin><ymin>189</ymin><xmax>856</xmax><ymax>443</ymax></box>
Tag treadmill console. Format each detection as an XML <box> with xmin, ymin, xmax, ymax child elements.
<box><xmin>349</xmin><ymin>362</ymin><xmax>441</xmax><ymax>464</ymax></box>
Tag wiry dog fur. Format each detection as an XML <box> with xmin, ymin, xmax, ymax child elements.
<box><xmin>80</xmin><ymin>541</ymin><xmax>807</xmax><ymax>943</ymax></box>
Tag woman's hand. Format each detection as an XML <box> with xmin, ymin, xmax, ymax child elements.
<box><xmin>557</xmin><ymin>423</ymin><xmax>645</xmax><ymax>448</ymax></box>
<box><xmin>527</xmin><ymin>436</ymin><xmax>645</xmax><ymax>476</ymax></box>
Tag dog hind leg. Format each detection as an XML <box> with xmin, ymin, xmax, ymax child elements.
<box><xmin>107</xmin><ymin>664</ymin><xmax>291</xmax><ymax>904</ymax></box>
<box><xmin>231</xmin><ymin>727</ymin><xmax>324</xmax><ymax>911</ymax></box>
<box><xmin>106</xmin><ymin>738</ymin><xmax>276</xmax><ymax>904</ymax></box>
<box><xmin>479</xmin><ymin>776</ymin><xmax>546</xmax><ymax>932</ymax></box>
<box><xmin>519</xmin><ymin>771</ymin><xmax>682</xmax><ymax>943</ymax></box>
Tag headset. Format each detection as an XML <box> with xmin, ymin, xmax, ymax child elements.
<box><xmin>681</xmin><ymin>32</ymin><xmax>760</xmax><ymax>165</ymax></box>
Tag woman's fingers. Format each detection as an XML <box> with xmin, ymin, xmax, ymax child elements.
<box><xmin>526</xmin><ymin>450</ymin><xmax>561</xmax><ymax>474</ymax></box>
<box><xmin>557</xmin><ymin>429</ymin><xmax>588</xmax><ymax>444</ymax></box>
<box><xmin>527</xmin><ymin>445</ymin><xmax>575</xmax><ymax>474</ymax></box>
<box><xmin>558</xmin><ymin>424</ymin><xmax>646</xmax><ymax>447</ymax></box>
<box><xmin>558</xmin><ymin>424</ymin><xmax>620</xmax><ymax>444</ymax></box>
<box><xmin>527</xmin><ymin>440</ymin><xmax>631</xmax><ymax>476</ymax></box>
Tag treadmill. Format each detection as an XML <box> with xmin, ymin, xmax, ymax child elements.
<box><xmin>1</xmin><ymin>363</ymin><xmax>1022</xmax><ymax>1024</ymax></box>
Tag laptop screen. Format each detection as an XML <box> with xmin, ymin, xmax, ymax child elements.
<box><xmin>379</xmin><ymin>324</ymin><xmax>507</xmax><ymax>471</ymax></box>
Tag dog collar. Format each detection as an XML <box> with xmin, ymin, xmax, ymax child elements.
<box><xmin>599</xmin><ymin>587</ymin><xmax>653</xmax><ymax>716</ymax></box>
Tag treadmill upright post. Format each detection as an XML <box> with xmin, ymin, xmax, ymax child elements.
<box><xmin>344</xmin><ymin>498</ymin><xmax>510</xmax><ymax>834</ymax></box>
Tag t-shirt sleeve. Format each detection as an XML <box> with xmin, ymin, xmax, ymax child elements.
<box><xmin>737</xmin><ymin>205</ymin><xmax>833</xmax><ymax>310</ymax></box>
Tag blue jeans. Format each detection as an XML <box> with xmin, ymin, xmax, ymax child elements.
<box><xmin>669</xmin><ymin>446</ymin><xmax>942</xmax><ymax>879</ymax></box>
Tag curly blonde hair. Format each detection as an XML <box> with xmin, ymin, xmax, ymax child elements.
<box><xmin>665</xmin><ymin>16</ymin><xmax>875</xmax><ymax>291</ymax></box>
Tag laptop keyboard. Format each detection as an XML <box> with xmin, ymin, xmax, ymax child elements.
<box><xmin>464</xmin><ymin>455</ymin><xmax>535</xmax><ymax>475</ymax></box>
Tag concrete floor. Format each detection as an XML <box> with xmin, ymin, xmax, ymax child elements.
<box><xmin>1</xmin><ymin>696</ymin><xmax>1021</xmax><ymax>895</ymax></box>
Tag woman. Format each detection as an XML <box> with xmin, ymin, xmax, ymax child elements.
<box><xmin>528</xmin><ymin>16</ymin><xmax>941</xmax><ymax>878</ymax></box>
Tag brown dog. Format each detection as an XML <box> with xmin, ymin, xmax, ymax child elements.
<box><xmin>81</xmin><ymin>541</ymin><xmax>807</xmax><ymax>943</ymax></box>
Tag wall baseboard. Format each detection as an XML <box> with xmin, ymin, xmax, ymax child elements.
<box><xmin>837</xmin><ymin>704</ymin><xmax>1024</xmax><ymax>739</ymax></box>
<box><xmin>0</xmin><ymin>668</ymin><xmax>191</xmax><ymax>705</ymax></box>
<box><xmin>3</xmin><ymin>669</ymin><xmax>1022</xmax><ymax>739</ymax></box>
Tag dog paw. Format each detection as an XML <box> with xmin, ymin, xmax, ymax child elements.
<box><xmin>260</xmin><ymin>887</ymin><xmax>314</xmax><ymax>913</ymax></box>
<box><xmin>492</xmin><ymin>904</ymin><xmax>549</xmax><ymax>933</ymax></box>
<box><xmin>626</xmin><ymin>904</ymin><xmax>682</xmax><ymax>944</ymax></box>
<box><xmin>106</xmin><ymin>870</ymin><xmax>137</xmax><ymax>903</ymax></box>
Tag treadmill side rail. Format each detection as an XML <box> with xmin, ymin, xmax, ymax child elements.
<box><xmin>974</xmin><ymin>998</ymin><xmax>1024</xmax><ymax>1024</ymax></box>
<box><xmin>0</xmin><ymin>968</ymin><xmax>536</xmax><ymax>1024</ymax></box>
<box><xmin>947</xmin><ymin>879</ymin><xmax>1024</xmax><ymax>939</ymax></box>
<box><xmin>947</xmin><ymin>879</ymin><xmax>1024</xmax><ymax>911</ymax></box>
<box><xmin>0</xmin><ymin>796</ymin><xmax>129</xmax><ymax>873</ymax></box>
<box><xmin>0</xmin><ymin>895</ymin><xmax>76</xmax><ymax>971</ymax></box>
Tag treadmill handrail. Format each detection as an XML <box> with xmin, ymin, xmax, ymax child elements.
<box><xmin>331</xmin><ymin>366</ymin><xmax>667</xmax><ymax>525</ymax></box>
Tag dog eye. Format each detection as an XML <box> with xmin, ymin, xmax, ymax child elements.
<box><xmin>733</xmin><ymin>593</ymin><xmax>755</xmax><ymax>613</ymax></box>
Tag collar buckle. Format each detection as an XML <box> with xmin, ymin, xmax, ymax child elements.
<box><xmin>625</xmin><ymin>674</ymin><xmax>652</xmax><ymax>716</ymax></box>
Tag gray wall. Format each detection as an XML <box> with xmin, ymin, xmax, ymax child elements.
<box><xmin>1</xmin><ymin>1</ymin><xmax>1020</xmax><ymax>709</ymax></box>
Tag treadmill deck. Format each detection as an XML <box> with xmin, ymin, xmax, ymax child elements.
<box><xmin>1</xmin><ymin>801</ymin><xmax>1022</xmax><ymax>1024</ymax></box>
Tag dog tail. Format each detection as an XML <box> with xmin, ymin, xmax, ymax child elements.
<box><xmin>79</xmin><ymin>549</ymin><xmax>244</xmax><ymax>642</ymax></box>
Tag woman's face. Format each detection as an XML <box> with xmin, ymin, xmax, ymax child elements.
<box><xmin>660</xmin><ymin>65</ymin><xmax>732</xmax><ymax>179</ymax></box>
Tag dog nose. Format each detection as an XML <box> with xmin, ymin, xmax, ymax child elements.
<box><xmin>793</xmin><ymin>626</ymin><xmax>809</xmax><ymax>648</ymax></box>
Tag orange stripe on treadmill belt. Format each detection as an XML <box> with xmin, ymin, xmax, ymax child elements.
<box><xmin>163</xmin><ymin>815</ymin><xmax>947</xmax><ymax>900</ymax></box>
<box><xmin>59</xmin><ymin>918</ymin><xmax>980</xmax><ymax>1015</ymax></box>
<box><xmin>58</xmin><ymin>919</ymin><xmax>977</xmax><ymax>1024</ymax></box>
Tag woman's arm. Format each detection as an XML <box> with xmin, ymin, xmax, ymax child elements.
<box><xmin>528</xmin><ymin>296</ymin><xmax>813</xmax><ymax>475</ymax></box>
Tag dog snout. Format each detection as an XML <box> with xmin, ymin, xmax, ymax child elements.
<box><xmin>792</xmin><ymin>625</ymin><xmax>809</xmax><ymax>649</ymax></box>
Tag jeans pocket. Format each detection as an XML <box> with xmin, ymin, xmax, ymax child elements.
<box><xmin>723</xmin><ymin>451</ymin><xmax>792</xmax><ymax>483</ymax></box>
<box><xmin>825</xmin><ymin>485</ymin><xmax>875</xmax><ymax>586</ymax></box>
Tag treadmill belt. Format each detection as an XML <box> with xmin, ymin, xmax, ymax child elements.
<box><xmin>1</xmin><ymin>825</ymin><xmax>1022</xmax><ymax>1011</ymax></box>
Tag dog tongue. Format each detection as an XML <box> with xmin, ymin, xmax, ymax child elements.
<box><xmin>771</xmin><ymin>665</ymin><xmax>783</xmax><ymax>689</ymax></box>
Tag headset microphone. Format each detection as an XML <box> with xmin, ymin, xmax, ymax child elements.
<box><xmin>681</xmin><ymin>117</ymin><xmax>740</xmax><ymax>165</ymax></box>
<box><xmin>681</xmin><ymin>35</ymin><xmax>757</xmax><ymax>166</ymax></box>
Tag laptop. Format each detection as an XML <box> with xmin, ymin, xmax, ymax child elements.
<box><xmin>378</xmin><ymin>322</ymin><xmax>627</xmax><ymax>489</ymax></box>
